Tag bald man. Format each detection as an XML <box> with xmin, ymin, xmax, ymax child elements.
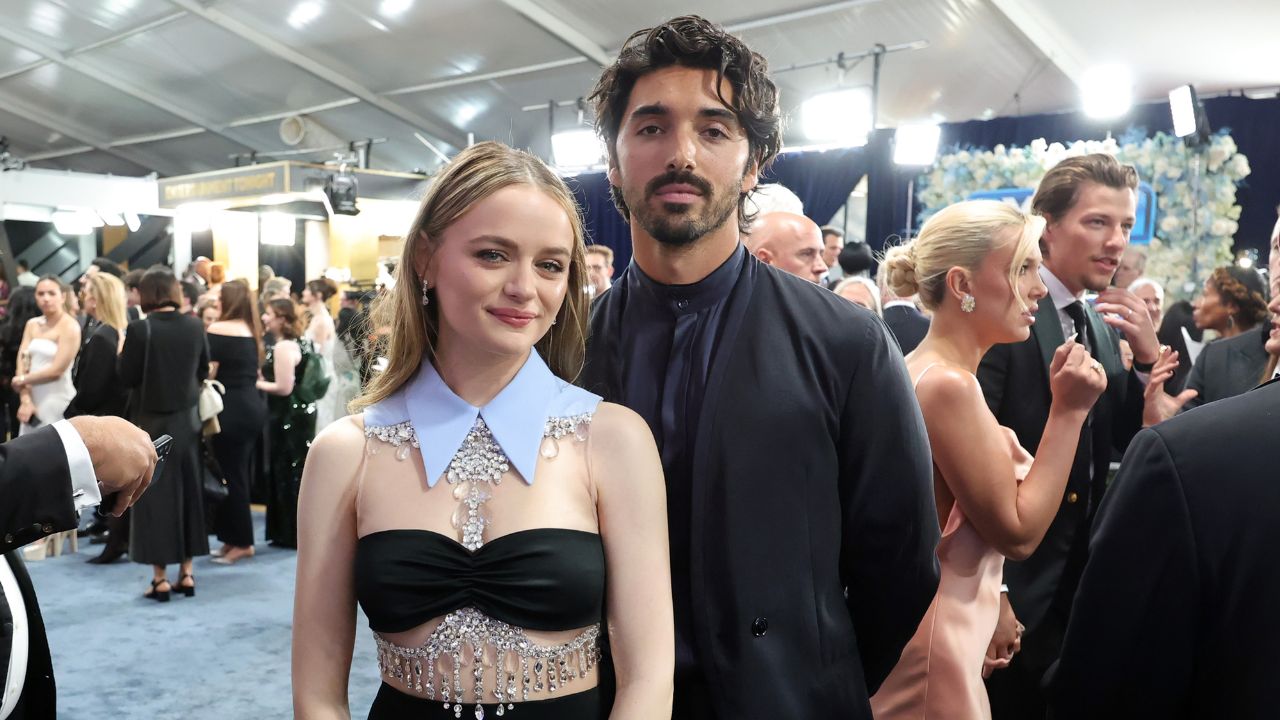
<box><xmin>745</xmin><ymin>212</ymin><xmax>827</xmax><ymax>283</ymax></box>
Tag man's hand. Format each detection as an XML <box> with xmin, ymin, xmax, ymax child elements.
<box><xmin>67</xmin><ymin>416</ymin><xmax>157</xmax><ymax>516</ymax></box>
<box><xmin>1095</xmin><ymin>288</ymin><xmax>1160</xmax><ymax>364</ymax></box>
<box><xmin>1142</xmin><ymin>347</ymin><xmax>1197</xmax><ymax>426</ymax></box>
<box><xmin>983</xmin><ymin>592</ymin><xmax>1023</xmax><ymax>678</ymax></box>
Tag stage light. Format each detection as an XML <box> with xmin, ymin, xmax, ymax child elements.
<box><xmin>1169</xmin><ymin>84</ymin><xmax>1211</xmax><ymax>145</ymax></box>
<box><xmin>379</xmin><ymin>0</ymin><xmax>413</xmax><ymax>17</ymax></box>
<box><xmin>287</xmin><ymin>1</ymin><xmax>322</xmax><ymax>29</ymax></box>
<box><xmin>260</xmin><ymin>213</ymin><xmax>297</xmax><ymax>246</ymax></box>
<box><xmin>1081</xmin><ymin>65</ymin><xmax>1132</xmax><ymax>119</ymax></box>
<box><xmin>551</xmin><ymin>129</ymin><xmax>605</xmax><ymax>170</ymax></box>
<box><xmin>893</xmin><ymin>123</ymin><xmax>942</xmax><ymax>166</ymax></box>
<box><xmin>124</xmin><ymin>212</ymin><xmax>141</xmax><ymax>232</ymax></box>
<box><xmin>52</xmin><ymin>211</ymin><xmax>94</xmax><ymax>236</ymax></box>
<box><xmin>801</xmin><ymin>88</ymin><xmax>872</xmax><ymax>146</ymax></box>
<box><xmin>324</xmin><ymin>170</ymin><xmax>360</xmax><ymax>216</ymax></box>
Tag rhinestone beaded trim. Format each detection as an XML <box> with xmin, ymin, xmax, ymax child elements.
<box><xmin>376</xmin><ymin>608</ymin><xmax>601</xmax><ymax>717</ymax></box>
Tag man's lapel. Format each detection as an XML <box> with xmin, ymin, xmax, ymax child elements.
<box><xmin>1032</xmin><ymin>301</ymin><xmax>1064</xmax><ymax>373</ymax></box>
<box><xmin>1084</xmin><ymin>304</ymin><xmax>1123</xmax><ymax>376</ymax></box>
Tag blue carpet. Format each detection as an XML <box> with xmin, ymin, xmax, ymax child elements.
<box><xmin>23</xmin><ymin>509</ymin><xmax>381</xmax><ymax>719</ymax></box>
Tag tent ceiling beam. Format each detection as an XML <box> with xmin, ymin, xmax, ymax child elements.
<box><xmin>0</xmin><ymin>24</ymin><xmax>265</xmax><ymax>158</ymax></box>
<box><xmin>986</xmin><ymin>0</ymin><xmax>1086</xmax><ymax>87</ymax></box>
<box><xmin>498</xmin><ymin>0</ymin><xmax>611</xmax><ymax>67</ymax></box>
<box><xmin>165</xmin><ymin>0</ymin><xmax>468</xmax><ymax>150</ymax></box>
<box><xmin>0</xmin><ymin>11</ymin><xmax>188</xmax><ymax>83</ymax></box>
<box><xmin>0</xmin><ymin>90</ymin><xmax>185</xmax><ymax>176</ymax></box>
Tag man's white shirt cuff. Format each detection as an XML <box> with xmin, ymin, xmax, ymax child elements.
<box><xmin>53</xmin><ymin>419</ymin><xmax>100</xmax><ymax>511</ymax></box>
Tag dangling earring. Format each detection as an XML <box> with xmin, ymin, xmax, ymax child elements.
<box><xmin>961</xmin><ymin>294</ymin><xmax>976</xmax><ymax>313</ymax></box>
<box><xmin>421</xmin><ymin>278</ymin><xmax>430</xmax><ymax>306</ymax></box>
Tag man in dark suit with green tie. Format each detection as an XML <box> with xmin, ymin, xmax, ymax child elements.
<box><xmin>977</xmin><ymin>153</ymin><xmax>1163</xmax><ymax>718</ymax></box>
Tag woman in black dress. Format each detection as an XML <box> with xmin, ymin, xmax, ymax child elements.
<box><xmin>118</xmin><ymin>268</ymin><xmax>210</xmax><ymax>601</ymax></box>
<box><xmin>207</xmin><ymin>279</ymin><xmax>268</xmax><ymax>565</ymax></box>
<box><xmin>66</xmin><ymin>273</ymin><xmax>132</xmax><ymax>564</ymax></box>
<box><xmin>256</xmin><ymin>297</ymin><xmax>316</xmax><ymax>549</ymax></box>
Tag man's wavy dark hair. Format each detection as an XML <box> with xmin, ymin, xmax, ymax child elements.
<box><xmin>589</xmin><ymin>15</ymin><xmax>782</xmax><ymax>234</ymax></box>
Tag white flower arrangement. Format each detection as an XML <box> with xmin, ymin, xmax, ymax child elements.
<box><xmin>915</xmin><ymin>132</ymin><xmax>1251</xmax><ymax>301</ymax></box>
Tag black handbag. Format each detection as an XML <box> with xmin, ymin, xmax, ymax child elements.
<box><xmin>200</xmin><ymin>437</ymin><xmax>228</xmax><ymax>503</ymax></box>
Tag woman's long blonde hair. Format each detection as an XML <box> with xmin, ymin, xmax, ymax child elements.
<box><xmin>86</xmin><ymin>273</ymin><xmax>128</xmax><ymax>332</ymax></box>
<box><xmin>351</xmin><ymin>142</ymin><xmax>590</xmax><ymax>413</ymax></box>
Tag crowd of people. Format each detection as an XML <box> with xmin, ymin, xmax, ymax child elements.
<box><xmin>0</xmin><ymin>259</ymin><xmax>368</xmax><ymax>600</ymax></box>
<box><xmin>3</xmin><ymin>12</ymin><xmax>1279</xmax><ymax>720</ymax></box>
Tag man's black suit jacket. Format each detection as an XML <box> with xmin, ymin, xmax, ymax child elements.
<box><xmin>1048</xmin><ymin>377</ymin><xmax>1280</xmax><ymax>719</ymax></box>
<box><xmin>1</xmin><ymin>426</ymin><xmax>75</xmax><ymax>720</ymax></box>
<box><xmin>976</xmin><ymin>300</ymin><xmax>1144</xmax><ymax>651</ymax></box>
<box><xmin>882</xmin><ymin>303</ymin><xmax>930</xmax><ymax>355</ymax></box>
<box><xmin>581</xmin><ymin>257</ymin><xmax>940</xmax><ymax>718</ymax></box>
<box><xmin>1179</xmin><ymin>324</ymin><xmax>1270</xmax><ymax>413</ymax></box>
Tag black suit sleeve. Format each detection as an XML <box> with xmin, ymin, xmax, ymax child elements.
<box><xmin>64</xmin><ymin>331</ymin><xmax>115</xmax><ymax>419</ymax></box>
<box><xmin>976</xmin><ymin>341</ymin><xmax>1011</xmax><ymax>415</ymax></box>
<box><xmin>0</xmin><ymin>426</ymin><xmax>75</xmax><ymax>554</ymax></box>
<box><xmin>838</xmin><ymin>318</ymin><xmax>940</xmax><ymax>692</ymax></box>
<box><xmin>1047</xmin><ymin>427</ymin><xmax>1197</xmax><ymax>718</ymax></box>
<box><xmin>1178</xmin><ymin>344</ymin><xmax>1210</xmax><ymax>414</ymax></box>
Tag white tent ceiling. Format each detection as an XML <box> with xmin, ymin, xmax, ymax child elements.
<box><xmin>1</xmin><ymin>0</ymin><xmax>1276</xmax><ymax>179</ymax></box>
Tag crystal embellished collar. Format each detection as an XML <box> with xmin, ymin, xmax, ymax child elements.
<box><xmin>364</xmin><ymin>352</ymin><xmax>598</xmax><ymax>489</ymax></box>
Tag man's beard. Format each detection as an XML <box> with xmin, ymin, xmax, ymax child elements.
<box><xmin>626</xmin><ymin>170</ymin><xmax>739</xmax><ymax>247</ymax></box>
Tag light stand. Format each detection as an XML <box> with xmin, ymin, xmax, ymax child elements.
<box><xmin>894</xmin><ymin>123</ymin><xmax>942</xmax><ymax>239</ymax></box>
<box><xmin>1170</xmin><ymin>84</ymin><xmax>1212</xmax><ymax>293</ymax></box>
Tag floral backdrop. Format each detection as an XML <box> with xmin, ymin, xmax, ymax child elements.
<box><xmin>914</xmin><ymin>130</ymin><xmax>1251</xmax><ymax>301</ymax></box>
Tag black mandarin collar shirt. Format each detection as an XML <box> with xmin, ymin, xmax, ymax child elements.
<box><xmin>616</xmin><ymin>242</ymin><xmax>750</xmax><ymax>678</ymax></box>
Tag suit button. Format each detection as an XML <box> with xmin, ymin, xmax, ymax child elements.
<box><xmin>42</xmin><ymin>524</ymin><xmax>53</xmax><ymax>534</ymax></box>
<box><xmin>751</xmin><ymin>617</ymin><xmax>769</xmax><ymax>637</ymax></box>
<box><xmin>1067</xmin><ymin>492</ymin><xmax>1079</xmax><ymax>504</ymax></box>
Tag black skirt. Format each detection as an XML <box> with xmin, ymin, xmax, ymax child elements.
<box><xmin>367</xmin><ymin>683</ymin><xmax>603</xmax><ymax>719</ymax></box>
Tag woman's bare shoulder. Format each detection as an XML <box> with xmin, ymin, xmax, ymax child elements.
<box><xmin>586</xmin><ymin>402</ymin><xmax>658</xmax><ymax>465</ymax></box>
<box><xmin>912</xmin><ymin>362</ymin><xmax>983</xmax><ymax>406</ymax></box>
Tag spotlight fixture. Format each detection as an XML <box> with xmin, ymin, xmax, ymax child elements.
<box><xmin>324</xmin><ymin>168</ymin><xmax>360</xmax><ymax>216</ymax></box>
<box><xmin>551</xmin><ymin>129</ymin><xmax>605</xmax><ymax>170</ymax></box>
<box><xmin>1081</xmin><ymin>64</ymin><xmax>1133</xmax><ymax>119</ymax></box>
<box><xmin>893</xmin><ymin>123</ymin><xmax>942</xmax><ymax>166</ymax></box>
<box><xmin>1169</xmin><ymin>84</ymin><xmax>1212</xmax><ymax>146</ymax></box>
<box><xmin>800</xmin><ymin>88</ymin><xmax>873</xmax><ymax>146</ymax></box>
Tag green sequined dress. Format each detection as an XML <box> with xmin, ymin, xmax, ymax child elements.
<box><xmin>264</xmin><ymin>338</ymin><xmax>317</xmax><ymax>548</ymax></box>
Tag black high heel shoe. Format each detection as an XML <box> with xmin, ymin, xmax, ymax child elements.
<box><xmin>176</xmin><ymin>574</ymin><xmax>196</xmax><ymax>598</ymax></box>
<box><xmin>144</xmin><ymin>579</ymin><xmax>171</xmax><ymax>603</ymax></box>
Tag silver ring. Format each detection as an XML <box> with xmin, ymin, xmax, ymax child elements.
<box><xmin>1091</xmin><ymin>359</ymin><xmax>1104</xmax><ymax>374</ymax></box>
<box><xmin>1125</xmin><ymin>308</ymin><xmax>1132</xmax><ymax>318</ymax></box>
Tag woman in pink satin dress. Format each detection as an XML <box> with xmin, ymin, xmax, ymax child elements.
<box><xmin>869</xmin><ymin>201</ymin><xmax>1111</xmax><ymax>719</ymax></box>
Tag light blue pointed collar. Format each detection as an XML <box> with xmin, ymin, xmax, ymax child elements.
<box><xmin>369</xmin><ymin>351</ymin><xmax>599</xmax><ymax>488</ymax></box>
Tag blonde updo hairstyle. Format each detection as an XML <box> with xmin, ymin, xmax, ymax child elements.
<box><xmin>351</xmin><ymin>141</ymin><xmax>589</xmax><ymax>413</ymax></box>
<box><xmin>883</xmin><ymin>200</ymin><xmax>1044</xmax><ymax>312</ymax></box>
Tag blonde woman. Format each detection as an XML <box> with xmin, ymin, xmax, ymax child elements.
<box><xmin>67</xmin><ymin>273</ymin><xmax>133</xmax><ymax>564</ymax></box>
<box><xmin>13</xmin><ymin>277</ymin><xmax>80</xmax><ymax>435</ymax></box>
<box><xmin>870</xmin><ymin>201</ymin><xmax>1106</xmax><ymax>719</ymax></box>
<box><xmin>66</xmin><ymin>273</ymin><xmax>130</xmax><ymax>418</ymax></box>
<box><xmin>292</xmin><ymin>142</ymin><xmax>673</xmax><ymax>719</ymax></box>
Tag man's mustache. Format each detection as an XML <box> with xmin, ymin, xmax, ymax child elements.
<box><xmin>645</xmin><ymin>171</ymin><xmax>713</xmax><ymax>200</ymax></box>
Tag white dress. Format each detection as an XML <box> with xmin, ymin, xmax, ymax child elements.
<box><xmin>19</xmin><ymin>335</ymin><xmax>75</xmax><ymax>435</ymax></box>
<box><xmin>306</xmin><ymin>311</ymin><xmax>359</xmax><ymax>432</ymax></box>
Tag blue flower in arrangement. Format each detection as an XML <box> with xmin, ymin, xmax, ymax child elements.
<box><xmin>915</xmin><ymin>131</ymin><xmax>1249</xmax><ymax>302</ymax></box>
